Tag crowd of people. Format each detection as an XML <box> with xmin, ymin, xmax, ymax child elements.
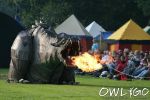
<box><xmin>67</xmin><ymin>40</ymin><xmax>150</xmax><ymax>81</ymax></box>
<box><xmin>86</xmin><ymin>48</ymin><xmax>150</xmax><ymax>80</ymax></box>
<box><xmin>76</xmin><ymin>40</ymin><xmax>149</xmax><ymax>80</ymax></box>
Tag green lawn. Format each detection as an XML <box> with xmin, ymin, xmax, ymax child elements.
<box><xmin>0</xmin><ymin>68</ymin><xmax>150</xmax><ymax>100</ymax></box>
<box><xmin>0</xmin><ymin>68</ymin><xmax>8</xmax><ymax>80</ymax></box>
<box><xmin>0</xmin><ymin>68</ymin><xmax>8</xmax><ymax>74</ymax></box>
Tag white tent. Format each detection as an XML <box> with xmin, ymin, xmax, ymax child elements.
<box><xmin>55</xmin><ymin>14</ymin><xmax>93</xmax><ymax>52</ymax></box>
<box><xmin>144</xmin><ymin>26</ymin><xmax>150</xmax><ymax>32</ymax></box>
<box><xmin>55</xmin><ymin>14</ymin><xmax>90</xmax><ymax>36</ymax></box>
<box><xmin>86</xmin><ymin>21</ymin><xmax>106</xmax><ymax>38</ymax></box>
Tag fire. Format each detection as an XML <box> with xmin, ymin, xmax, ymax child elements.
<box><xmin>71</xmin><ymin>52</ymin><xmax>103</xmax><ymax>72</ymax></box>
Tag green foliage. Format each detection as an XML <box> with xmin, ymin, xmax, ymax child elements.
<box><xmin>0</xmin><ymin>0</ymin><xmax>16</xmax><ymax>16</ymax></box>
<box><xmin>40</xmin><ymin>0</ymin><xmax>72</xmax><ymax>27</ymax></box>
<box><xmin>0</xmin><ymin>0</ymin><xmax>149</xmax><ymax>29</ymax></box>
<box><xmin>148</xmin><ymin>29</ymin><xmax>150</xmax><ymax>34</ymax></box>
<box><xmin>136</xmin><ymin>0</ymin><xmax>150</xmax><ymax>25</ymax></box>
<box><xmin>136</xmin><ymin>0</ymin><xmax>150</xmax><ymax>16</ymax></box>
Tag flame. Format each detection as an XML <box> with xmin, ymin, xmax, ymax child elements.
<box><xmin>71</xmin><ymin>52</ymin><xmax>103</xmax><ymax>72</ymax></box>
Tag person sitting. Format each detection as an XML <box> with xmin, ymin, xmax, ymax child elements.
<box><xmin>132</xmin><ymin>58</ymin><xmax>148</xmax><ymax>76</ymax></box>
<box><xmin>134</xmin><ymin>58</ymin><xmax>150</xmax><ymax>79</ymax></box>
<box><xmin>122</xmin><ymin>55</ymin><xmax>136</xmax><ymax>79</ymax></box>
<box><xmin>132</xmin><ymin>50</ymin><xmax>141</xmax><ymax>67</ymax></box>
<box><xmin>100</xmin><ymin>51</ymin><xmax>114</xmax><ymax>65</ymax></box>
<box><xmin>107</xmin><ymin>54</ymin><xmax>120</xmax><ymax>79</ymax></box>
<box><xmin>114</xmin><ymin>56</ymin><xmax>127</xmax><ymax>80</ymax></box>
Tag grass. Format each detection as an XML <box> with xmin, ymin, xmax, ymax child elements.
<box><xmin>0</xmin><ymin>68</ymin><xmax>8</xmax><ymax>74</ymax></box>
<box><xmin>0</xmin><ymin>68</ymin><xmax>8</xmax><ymax>80</ymax></box>
<box><xmin>0</xmin><ymin>68</ymin><xmax>150</xmax><ymax>100</ymax></box>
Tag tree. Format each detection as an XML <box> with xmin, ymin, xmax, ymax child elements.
<box><xmin>0</xmin><ymin>0</ymin><xmax>16</xmax><ymax>16</ymax></box>
<box><xmin>65</xmin><ymin>0</ymin><xmax>148</xmax><ymax>30</ymax></box>
<box><xmin>2</xmin><ymin>0</ymin><xmax>149</xmax><ymax>30</ymax></box>
<box><xmin>40</xmin><ymin>0</ymin><xmax>72</xmax><ymax>27</ymax></box>
<box><xmin>136</xmin><ymin>0</ymin><xmax>150</xmax><ymax>25</ymax></box>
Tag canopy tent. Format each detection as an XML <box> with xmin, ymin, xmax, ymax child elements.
<box><xmin>107</xmin><ymin>19</ymin><xmax>150</xmax><ymax>51</ymax></box>
<box><xmin>55</xmin><ymin>14</ymin><xmax>90</xmax><ymax>36</ymax></box>
<box><xmin>86</xmin><ymin>21</ymin><xmax>106</xmax><ymax>38</ymax></box>
<box><xmin>0</xmin><ymin>12</ymin><xmax>24</xmax><ymax>68</ymax></box>
<box><xmin>93</xmin><ymin>32</ymin><xmax>112</xmax><ymax>50</ymax></box>
<box><xmin>94</xmin><ymin>32</ymin><xmax>112</xmax><ymax>40</ymax></box>
<box><xmin>55</xmin><ymin>14</ymin><xmax>92</xmax><ymax>52</ymax></box>
<box><xmin>85</xmin><ymin>21</ymin><xmax>109</xmax><ymax>50</ymax></box>
<box><xmin>144</xmin><ymin>26</ymin><xmax>150</xmax><ymax>35</ymax></box>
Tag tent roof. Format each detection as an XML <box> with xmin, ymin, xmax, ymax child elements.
<box><xmin>102</xmin><ymin>32</ymin><xmax>112</xmax><ymax>40</ymax></box>
<box><xmin>108</xmin><ymin>19</ymin><xmax>150</xmax><ymax>40</ymax></box>
<box><xmin>86</xmin><ymin>21</ymin><xmax>106</xmax><ymax>37</ymax></box>
<box><xmin>144</xmin><ymin>26</ymin><xmax>150</xmax><ymax>32</ymax></box>
<box><xmin>55</xmin><ymin>14</ymin><xmax>90</xmax><ymax>36</ymax></box>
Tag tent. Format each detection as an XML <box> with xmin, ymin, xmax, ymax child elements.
<box><xmin>0</xmin><ymin>12</ymin><xmax>24</xmax><ymax>68</ymax></box>
<box><xmin>94</xmin><ymin>32</ymin><xmax>112</xmax><ymax>40</ymax></box>
<box><xmin>86</xmin><ymin>21</ymin><xmax>106</xmax><ymax>38</ymax></box>
<box><xmin>94</xmin><ymin>32</ymin><xmax>112</xmax><ymax>50</ymax></box>
<box><xmin>86</xmin><ymin>21</ymin><xmax>108</xmax><ymax>50</ymax></box>
<box><xmin>107</xmin><ymin>19</ymin><xmax>150</xmax><ymax>51</ymax></box>
<box><xmin>144</xmin><ymin>26</ymin><xmax>150</xmax><ymax>35</ymax></box>
<box><xmin>55</xmin><ymin>14</ymin><xmax>93</xmax><ymax>52</ymax></box>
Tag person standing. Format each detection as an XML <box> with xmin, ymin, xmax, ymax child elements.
<box><xmin>91</xmin><ymin>39</ymin><xmax>99</xmax><ymax>52</ymax></box>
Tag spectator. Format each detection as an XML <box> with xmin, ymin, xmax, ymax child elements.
<box><xmin>76</xmin><ymin>48</ymin><xmax>150</xmax><ymax>80</ymax></box>
<box><xmin>123</xmin><ymin>55</ymin><xmax>136</xmax><ymax>79</ymax></box>
<box><xmin>91</xmin><ymin>39</ymin><xmax>99</xmax><ymax>52</ymax></box>
<box><xmin>100</xmin><ymin>51</ymin><xmax>114</xmax><ymax>65</ymax></box>
<box><xmin>134</xmin><ymin>58</ymin><xmax>150</xmax><ymax>79</ymax></box>
<box><xmin>114</xmin><ymin>56</ymin><xmax>127</xmax><ymax>80</ymax></box>
<box><xmin>130</xmin><ymin>50</ymin><xmax>141</xmax><ymax>67</ymax></box>
<box><xmin>132</xmin><ymin>58</ymin><xmax>147</xmax><ymax>76</ymax></box>
<box><xmin>107</xmin><ymin>54</ymin><xmax>120</xmax><ymax>78</ymax></box>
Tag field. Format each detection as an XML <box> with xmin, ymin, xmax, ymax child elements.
<box><xmin>0</xmin><ymin>68</ymin><xmax>150</xmax><ymax>100</ymax></box>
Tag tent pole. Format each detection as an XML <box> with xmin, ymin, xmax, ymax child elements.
<box><xmin>100</xmin><ymin>32</ymin><xmax>102</xmax><ymax>50</ymax></box>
